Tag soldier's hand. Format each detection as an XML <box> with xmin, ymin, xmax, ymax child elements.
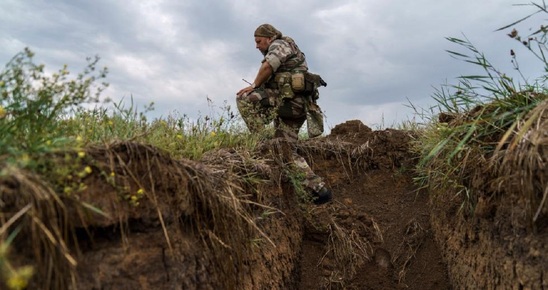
<box><xmin>236</xmin><ymin>86</ymin><xmax>253</xmax><ymax>97</ymax></box>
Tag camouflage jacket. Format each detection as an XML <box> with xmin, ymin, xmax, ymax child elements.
<box><xmin>263</xmin><ymin>36</ymin><xmax>308</xmax><ymax>73</ymax></box>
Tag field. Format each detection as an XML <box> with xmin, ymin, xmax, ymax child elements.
<box><xmin>1</xmin><ymin>6</ymin><xmax>548</xmax><ymax>289</ymax></box>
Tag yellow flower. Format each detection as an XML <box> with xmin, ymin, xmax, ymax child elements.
<box><xmin>76</xmin><ymin>136</ymin><xmax>83</xmax><ymax>143</ymax></box>
<box><xmin>130</xmin><ymin>195</ymin><xmax>138</xmax><ymax>201</ymax></box>
<box><xmin>176</xmin><ymin>134</ymin><xmax>183</xmax><ymax>140</ymax></box>
<box><xmin>77</xmin><ymin>151</ymin><xmax>86</xmax><ymax>158</ymax></box>
<box><xmin>84</xmin><ymin>166</ymin><xmax>92</xmax><ymax>174</ymax></box>
<box><xmin>0</xmin><ymin>106</ymin><xmax>6</xmax><ymax>119</ymax></box>
<box><xmin>108</xmin><ymin>120</ymin><xmax>114</xmax><ymax>126</ymax></box>
<box><xmin>0</xmin><ymin>243</ymin><xmax>8</xmax><ymax>256</ymax></box>
<box><xmin>137</xmin><ymin>188</ymin><xmax>145</xmax><ymax>196</ymax></box>
<box><xmin>210</xmin><ymin>131</ymin><xmax>216</xmax><ymax>137</ymax></box>
<box><xmin>110</xmin><ymin>171</ymin><xmax>115</xmax><ymax>177</ymax></box>
<box><xmin>18</xmin><ymin>154</ymin><xmax>30</xmax><ymax>167</ymax></box>
<box><xmin>7</xmin><ymin>276</ymin><xmax>28</xmax><ymax>290</ymax></box>
<box><xmin>7</xmin><ymin>266</ymin><xmax>34</xmax><ymax>290</ymax></box>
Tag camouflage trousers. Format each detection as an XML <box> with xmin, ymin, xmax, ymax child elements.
<box><xmin>292</xmin><ymin>153</ymin><xmax>325</xmax><ymax>192</ymax></box>
<box><xmin>237</xmin><ymin>88</ymin><xmax>325</xmax><ymax>193</ymax></box>
<box><xmin>236</xmin><ymin>87</ymin><xmax>307</xmax><ymax>141</ymax></box>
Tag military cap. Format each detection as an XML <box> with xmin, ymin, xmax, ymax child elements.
<box><xmin>254</xmin><ymin>24</ymin><xmax>282</xmax><ymax>39</ymax></box>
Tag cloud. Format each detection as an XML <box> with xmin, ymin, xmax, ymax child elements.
<box><xmin>1</xmin><ymin>0</ymin><xmax>544</xmax><ymax>131</ymax></box>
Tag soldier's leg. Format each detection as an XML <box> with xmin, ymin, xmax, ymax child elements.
<box><xmin>275</xmin><ymin>96</ymin><xmax>306</xmax><ymax>141</ymax></box>
<box><xmin>292</xmin><ymin>153</ymin><xmax>332</xmax><ymax>204</ymax></box>
<box><xmin>292</xmin><ymin>153</ymin><xmax>324</xmax><ymax>192</ymax></box>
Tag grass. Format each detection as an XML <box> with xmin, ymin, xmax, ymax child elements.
<box><xmin>411</xmin><ymin>2</ymin><xmax>548</xmax><ymax>227</ymax></box>
<box><xmin>1</xmin><ymin>2</ymin><xmax>548</xmax><ymax>288</ymax></box>
<box><xmin>0</xmin><ymin>48</ymin><xmax>264</xmax><ymax>289</ymax></box>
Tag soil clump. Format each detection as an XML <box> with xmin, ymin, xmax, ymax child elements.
<box><xmin>2</xmin><ymin>118</ymin><xmax>546</xmax><ymax>289</ymax></box>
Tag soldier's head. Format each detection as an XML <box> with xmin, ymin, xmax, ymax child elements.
<box><xmin>254</xmin><ymin>24</ymin><xmax>282</xmax><ymax>54</ymax></box>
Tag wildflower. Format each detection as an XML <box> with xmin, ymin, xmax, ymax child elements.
<box><xmin>137</xmin><ymin>188</ymin><xmax>145</xmax><ymax>196</ymax></box>
<box><xmin>0</xmin><ymin>106</ymin><xmax>6</xmax><ymax>119</ymax></box>
<box><xmin>18</xmin><ymin>154</ymin><xmax>30</xmax><ymax>167</ymax></box>
<box><xmin>110</xmin><ymin>171</ymin><xmax>115</xmax><ymax>177</ymax></box>
<box><xmin>130</xmin><ymin>195</ymin><xmax>138</xmax><ymax>201</ymax></box>
<box><xmin>7</xmin><ymin>266</ymin><xmax>34</xmax><ymax>290</ymax></box>
<box><xmin>7</xmin><ymin>275</ymin><xmax>29</xmax><ymax>290</ymax></box>
<box><xmin>176</xmin><ymin>134</ymin><xmax>183</xmax><ymax>140</ymax></box>
<box><xmin>108</xmin><ymin>120</ymin><xmax>114</xmax><ymax>126</ymax></box>
<box><xmin>210</xmin><ymin>131</ymin><xmax>216</xmax><ymax>137</ymax></box>
<box><xmin>78</xmin><ymin>151</ymin><xmax>86</xmax><ymax>158</ymax></box>
<box><xmin>76</xmin><ymin>136</ymin><xmax>83</xmax><ymax>143</ymax></box>
<box><xmin>78</xmin><ymin>166</ymin><xmax>93</xmax><ymax>178</ymax></box>
<box><xmin>64</xmin><ymin>187</ymin><xmax>72</xmax><ymax>195</ymax></box>
<box><xmin>0</xmin><ymin>243</ymin><xmax>8</xmax><ymax>256</ymax></box>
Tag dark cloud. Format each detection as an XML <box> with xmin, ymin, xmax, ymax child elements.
<box><xmin>1</xmin><ymin>0</ymin><xmax>544</xmax><ymax>131</ymax></box>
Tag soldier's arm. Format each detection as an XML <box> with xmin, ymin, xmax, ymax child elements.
<box><xmin>236</xmin><ymin>61</ymin><xmax>273</xmax><ymax>97</ymax></box>
<box><xmin>251</xmin><ymin>61</ymin><xmax>273</xmax><ymax>88</ymax></box>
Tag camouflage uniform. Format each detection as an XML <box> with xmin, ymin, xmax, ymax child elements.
<box><xmin>237</xmin><ymin>24</ymin><xmax>331</xmax><ymax>203</ymax></box>
<box><xmin>236</xmin><ymin>35</ymin><xmax>310</xmax><ymax>141</ymax></box>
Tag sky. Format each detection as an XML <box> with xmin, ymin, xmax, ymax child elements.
<box><xmin>1</xmin><ymin>0</ymin><xmax>546</xmax><ymax>132</ymax></box>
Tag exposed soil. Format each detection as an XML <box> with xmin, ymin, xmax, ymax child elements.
<box><xmin>2</xmin><ymin>119</ymin><xmax>546</xmax><ymax>289</ymax></box>
<box><xmin>296</xmin><ymin>121</ymin><xmax>451</xmax><ymax>289</ymax></box>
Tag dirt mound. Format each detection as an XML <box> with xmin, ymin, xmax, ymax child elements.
<box><xmin>297</xmin><ymin>121</ymin><xmax>449</xmax><ymax>289</ymax></box>
<box><xmin>1</xmin><ymin>120</ymin><xmax>451</xmax><ymax>289</ymax></box>
<box><xmin>3</xmin><ymin>117</ymin><xmax>546</xmax><ymax>289</ymax></box>
<box><xmin>428</xmin><ymin>100</ymin><xmax>548</xmax><ymax>289</ymax></box>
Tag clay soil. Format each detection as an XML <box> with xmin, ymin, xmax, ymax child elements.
<box><xmin>5</xmin><ymin>119</ymin><xmax>546</xmax><ymax>289</ymax></box>
<box><xmin>297</xmin><ymin>121</ymin><xmax>451</xmax><ymax>289</ymax></box>
<box><xmin>3</xmin><ymin>120</ymin><xmax>453</xmax><ymax>290</ymax></box>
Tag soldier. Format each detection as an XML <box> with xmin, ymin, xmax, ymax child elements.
<box><xmin>236</xmin><ymin>23</ymin><xmax>332</xmax><ymax>204</ymax></box>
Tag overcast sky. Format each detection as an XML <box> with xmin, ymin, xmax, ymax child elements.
<box><xmin>1</xmin><ymin>0</ymin><xmax>545</xmax><ymax>132</ymax></box>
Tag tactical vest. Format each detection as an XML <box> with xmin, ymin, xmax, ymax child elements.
<box><xmin>275</xmin><ymin>36</ymin><xmax>307</xmax><ymax>73</ymax></box>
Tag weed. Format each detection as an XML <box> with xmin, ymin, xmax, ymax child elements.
<box><xmin>410</xmin><ymin>2</ymin><xmax>548</xmax><ymax>222</ymax></box>
<box><xmin>0</xmin><ymin>48</ymin><xmax>108</xmax><ymax>161</ymax></box>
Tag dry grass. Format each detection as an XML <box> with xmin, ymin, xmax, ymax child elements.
<box><xmin>305</xmin><ymin>203</ymin><xmax>383</xmax><ymax>289</ymax></box>
<box><xmin>0</xmin><ymin>165</ymin><xmax>81</xmax><ymax>289</ymax></box>
<box><xmin>296</xmin><ymin>137</ymin><xmax>371</xmax><ymax>180</ymax></box>
<box><xmin>493</xmin><ymin>99</ymin><xmax>548</xmax><ymax>230</ymax></box>
<box><xmin>1</xmin><ymin>141</ymin><xmax>274</xmax><ymax>289</ymax></box>
<box><xmin>392</xmin><ymin>219</ymin><xmax>426</xmax><ymax>285</ymax></box>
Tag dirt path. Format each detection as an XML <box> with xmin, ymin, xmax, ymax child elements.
<box><xmin>297</xmin><ymin>170</ymin><xmax>451</xmax><ymax>289</ymax></box>
<box><xmin>297</xmin><ymin>122</ymin><xmax>452</xmax><ymax>289</ymax></box>
<box><xmin>3</xmin><ymin>121</ymin><xmax>455</xmax><ymax>289</ymax></box>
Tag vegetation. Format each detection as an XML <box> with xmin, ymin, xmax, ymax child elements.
<box><xmin>1</xmin><ymin>2</ymin><xmax>547</xmax><ymax>289</ymax></box>
<box><xmin>412</xmin><ymin>2</ymin><xmax>547</xmax><ymax>229</ymax></box>
<box><xmin>0</xmin><ymin>49</ymin><xmax>264</xmax><ymax>289</ymax></box>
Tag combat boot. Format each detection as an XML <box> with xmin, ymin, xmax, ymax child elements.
<box><xmin>312</xmin><ymin>187</ymin><xmax>332</xmax><ymax>205</ymax></box>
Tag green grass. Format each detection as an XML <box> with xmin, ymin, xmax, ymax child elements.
<box><xmin>0</xmin><ymin>48</ymin><xmax>263</xmax><ymax>165</ymax></box>
<box><xmin>1</xmin><ymin>2</ymin><xmax>548</xmax><ymax>287</ymax></box>
<box><xmin>0</xmin><ymin>48</ymin><xmax>262</xmax><ymax>289</ymax></box>
<box><xmin>411</xmin><ymin>2</ymin><xmax>548</xmax><ymax>218</ymax></box>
